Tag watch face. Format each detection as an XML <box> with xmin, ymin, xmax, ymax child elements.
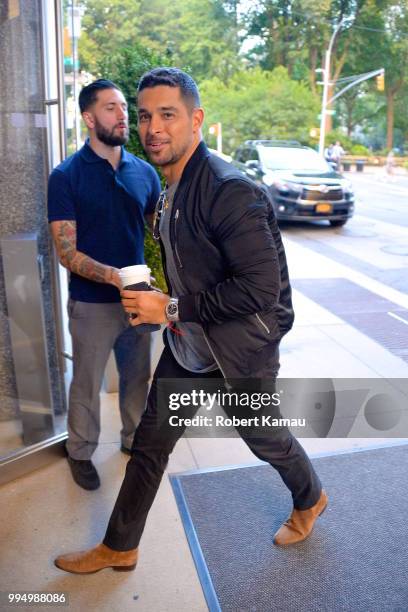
<box><xmin>167</xmin><ymin>303</ymin><xmax>178</xmax><ymax>316</ymax></box>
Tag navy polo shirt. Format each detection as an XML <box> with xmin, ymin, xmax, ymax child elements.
<box><xmin>48</xmin><ymin>141</ymin><xmax>161</xmax><ymax>303</ymax></box>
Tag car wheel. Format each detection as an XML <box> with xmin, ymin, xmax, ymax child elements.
<box><xmin>329</xmin><ymin>219</ymin><xmax>348</xmax><ymax>227</ymax></box>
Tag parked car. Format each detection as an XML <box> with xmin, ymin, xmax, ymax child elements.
<box><xmin>208</xmin><ymin>148</ymin><xmax>232</xmax><ymax>163</ymax></box>
<box><xmin>232</xmin><ymin>140</ymin><xmax>355</xmax><ymax>227</ymax></box>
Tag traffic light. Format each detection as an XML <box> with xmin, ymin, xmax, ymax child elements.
<box><xmin>376</xmin><ymin>73</ymin><xmax>385</xmax><ymax>91</ymax></box>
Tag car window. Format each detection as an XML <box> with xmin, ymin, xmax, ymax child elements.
<box><xmin>235</xmin><ymin>148</ymin><xmax>246</xmax><ymax>163</ymax></box>
<box><xmin>248</xmin><ymin>148</ymin><xmax>259</xmax><ymax>161</ymax></box>
<box><xmin>237</xmin><ymin>148</ymin><xmax>258</xmax><ymax>163</ymax></box>
<box><xmin>240</xmin><ymin>148</ymin><xmax>251</xmax><ymax>163</ymax></box>
<box><xmin>259</xmin><ymin>147</ymin><xmax>332</xmax><ymax>173</ymax></box>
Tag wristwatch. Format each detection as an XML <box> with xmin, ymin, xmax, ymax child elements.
<box><xmin>165</xmin><ymin>297</ymin><xmax>179</xmax><ymax>322</ymax></box>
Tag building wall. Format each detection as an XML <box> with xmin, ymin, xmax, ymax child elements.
<box><xmin>0</xmin><ymin>2</ymin><xmax>66</xmax><ymax>433</ymax></box>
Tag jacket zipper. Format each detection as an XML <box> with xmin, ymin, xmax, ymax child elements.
<box><xmin>202</xmin><ymin>330</ymin><xmax>228</xmax><ymax>379</ymax></box>
<box><xmin>203</xmin><ymin>316</ymin><xmax>271</xmax><ymax>378</ymax></box>
<box><xmin>255</xmin><ymin>313</ymin><xmax>270</xmax><ymax>334</ymax></box>
<box><xmin>173</xmin><ymin>209</ymin><xmax>183</xmax><ymax>268</ymax></box>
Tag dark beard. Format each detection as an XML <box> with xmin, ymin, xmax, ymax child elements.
<box><xmin>95</xmin><ymin>120</ymin><xmax>128</xmax><ymax>146</ymax></box>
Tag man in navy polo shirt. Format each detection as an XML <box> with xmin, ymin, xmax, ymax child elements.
<box><xmin>48</xmin><ymin>79</ymin><xmax>161</xmax><ymax>490</ymax></box>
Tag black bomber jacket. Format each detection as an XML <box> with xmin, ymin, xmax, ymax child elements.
<box><xmin>159</xmin><ymin>141</ymin><xmax>295</xmax><ymax>378</ymax></box>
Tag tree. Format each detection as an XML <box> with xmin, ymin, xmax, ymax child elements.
<box><xmin>159</xmin><ymin>0</ymin><xmax>241</xmax><ymax>81</ymax></box>
<box><xmin>393</xmin><ymin>82</ymin><xmax>408</xmax><ymax>147</ymax></box>
<box><xmin>337</xmin><ymin>87</ymin><xmax>385</xmax><ymax>137</ymax></box>
<box><xmin>243</xmin><ymin>0</ymin><xmax>382</xmax><ymax>135</ymax></box>
<box><xmin>333</xmin><ymin>0</ymin><xmax>408</xmax><ymax>148</ymax></box>
<box><xmin>245</xmin><ymin>0</ymin><xmax>332</xmax><ymax>86</ymax></box>
<box><xmin>200</xmin><ymin>66</ymin><xmax>319</xmax><ymax>153</ymax></box>
<box><xmin>78</xmin><ymin>0</ymin><xmax>143</xmax><ymax>74</ymax></box>
<box><xmin>380</xmin><ymin>1</ymin><xmax>408</xmax><ymax>148</ymax></box>
<box><xmin>98</xmin><ymin>44</ymin><xmax>168</xmax><ymax>290</ymax></box>
<box><xmin>78</xmin><ymin>0</ymin><xmax>240</xmax><ymax>82</ymax></box>
<box><xmin>332</xmin><ymin>0</ymin><xmax>388</xmax><ymax>139</ymax></box>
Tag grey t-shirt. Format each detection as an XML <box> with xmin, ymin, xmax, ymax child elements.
<box><xmin>160</xmin><ymin>182</ymin><xmax>217</xmax><ymax>373</ymax></box>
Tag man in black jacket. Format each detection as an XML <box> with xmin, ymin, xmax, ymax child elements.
<box><xmin>55</xmin><ymin>68</ymin><xmax>327</xmax><ymax>574</ymax></box>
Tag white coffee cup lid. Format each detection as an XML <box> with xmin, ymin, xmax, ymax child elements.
<box><xmin>120</xmin><ymin>264</ymin><xmax>150</xmax><ymax>274</ymax></box>
<box><xmin>119</xmin><ymin>264</ymin><xmax>151</xmax><ymax>289</ymax></box>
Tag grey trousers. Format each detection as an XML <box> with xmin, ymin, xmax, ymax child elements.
<box><xmin>66</xmin><ymin>299</ymin><xmax>151</xmax><ymax>460</ymax></box>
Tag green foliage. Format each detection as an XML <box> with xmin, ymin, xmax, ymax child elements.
<box><xmin>336</xmin><ymin>0</ymin><xmax>408</xmax><ymax>147</ymax></box>
<box><xmin>244</xmin><ymin>0</ymin><xmax>408</xmax><ymax>148</ymax></box>
<box><xmin>78</xmin><ymin>0</ymin><xmax>239</xmax><ymax>83</ymax></box>
<box><xmin>349</xmin><ymin>143</ymin><xmax>371</xmax><ymax>155</ymax></box>
<box><xmin>245</xmin><ymin>0</ymin><xmax>333</xmax><ymax>77</ymax></box>
<box><xmin>394</xmin><ymin>85</ymin><xmax>408</xmax><ymax>139</ymax></box>
<box><xmin>159</xmin><ymin>0</ymin><xmax>241</xmax><ymax>81</ymax></box>
<box><xmin>325</xmin><ymin>129</ymin><xmax>353</xmax><ymax>152</ymax></box>
<box><xmin>97</xmin><ymin>44</ymin><xmax>168</xmax><ymax>291</ymax></box>
<box><xmin>201</xmin><ymin>66</ymin><xmax>320</xmax><ymax>153</ymax></box>
<box><xmin>336</xmin><ymin>87</ymin><xmax>386</xmax><ymax>139</ymax></box>
<box><xmin>78</xmin><ymin>0</ymin><xmax>143</xmax><ymax>74</ymax></box>
<box><xmin>144</xmin><ymin>233</ymin><xmax>167</xmax><ymax>293</ymax></box>
<box><xmin>97</xmin><ymin>44</ymin><xmax>164</xmax><ymax>158</ymax></box>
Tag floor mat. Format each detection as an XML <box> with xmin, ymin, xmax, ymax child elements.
<box><xmin>170</xmin><ymin>444</ymin><xmax>408</xmax><ymax>612</ymax></box>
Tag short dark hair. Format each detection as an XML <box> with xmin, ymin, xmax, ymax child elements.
<box><xmin>79</xmin><ymin>79</ymin><xmax>121</xmax><ymax>113</ymax></box>
<box><xmin>137</xmin><ymin>67</ymin><xmax>200</xmax><ymax>109</ymax></box>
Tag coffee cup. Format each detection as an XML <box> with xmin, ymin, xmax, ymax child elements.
<box><xmin>119</xmin><ymin>265</ymin><xmax>160</xmax><ymax>333</ymax></box>
<box><xmin>119</xmin><ymin>264</ymin><xmax>151</xmax><ymax>289</ymax></box>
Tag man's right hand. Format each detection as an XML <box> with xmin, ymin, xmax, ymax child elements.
<box><xmin>121</xmin><ymin>289</ymin><xmax>169</xmax><ymax>325</ymax></box>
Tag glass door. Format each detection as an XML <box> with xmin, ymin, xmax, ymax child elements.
<box><xmin>0</xmin><ymin>0</ymin><xmax>67</xmax><ymax>461</ymax></box>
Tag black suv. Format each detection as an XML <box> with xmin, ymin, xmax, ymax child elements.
<box><xmin>232</xmin><ymin>140</ymin><xmax>355</xmax><ymax>227</ymax></box>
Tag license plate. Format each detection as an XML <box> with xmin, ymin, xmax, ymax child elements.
<box><xmin>315</xmin><ymin>203</ymin><xmax>333</xmax><ymax>214</ymax></box>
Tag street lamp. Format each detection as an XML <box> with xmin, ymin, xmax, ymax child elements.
<box><xmin>318</xmin><ymin>19</ymin><xmax>345</xmax><ymax>155</ymax></box>
<box><xmin>317</xmin><ymin>21</ymin><xmax>384</xmax><ymax>155</ymax></box>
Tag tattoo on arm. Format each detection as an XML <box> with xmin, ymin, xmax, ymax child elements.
<box><xmin>76</xmin><ymin>255</ymin><xmax>108</xmax><ymax>283</ymax></box>
<box><xmin>51</xmin><ymin>220</ymin><xmax>118</xmax><ymax>286</ymax></box>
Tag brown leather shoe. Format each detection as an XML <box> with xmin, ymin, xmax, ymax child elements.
<box><xmin>54</xmin><ymin>543</ymin><xmax>138</xmax><ymax>574</ymax></box>
<box><xmin>273</xmin><ymin>490</ymin><xmax>328</xmax><ymax>546</ymax></box>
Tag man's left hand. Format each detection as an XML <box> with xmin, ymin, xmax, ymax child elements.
<box><xmin>121</xmin><ymin>289</ymin><xmax>169</xmax><ymax>326</ymax></box>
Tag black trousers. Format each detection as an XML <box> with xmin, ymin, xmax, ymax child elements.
<box><xmin>104</xmin><ymin>344</ymin><xmax>322</xmax><ymax>551</ymax></box>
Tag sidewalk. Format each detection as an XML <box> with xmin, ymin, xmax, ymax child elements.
<box><xmin>1</xmin><ymin>237</ymin><xmax>407</xmax><ymax>611</ymax></box>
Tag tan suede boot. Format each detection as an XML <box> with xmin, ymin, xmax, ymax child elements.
<box><xmin>273</xmin><ymin>490</ymin><xmax>328</xmax><ymax>546</ymax></box>
<box><xmin>54</xmin><ymin>543</ymin><xmax>138</xmax><ymax>574</ymax></box>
